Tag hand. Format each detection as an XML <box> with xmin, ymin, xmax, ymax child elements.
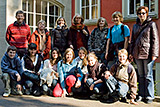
<box><xmin>69</xmin><ymin>45</ymin><xmax>74</xmax><ymax>49</ymax></box>
<box><xmin>61</xmin><ymin>89</ymin><xmax>68</xmax><ymax>98</ymax></box>
<box><xmin>16</xmin><ymin>84</ymin><xmax>22</xmax><ymax>91</ymax></box>
<box><xmin>93</xmin><ymin>77</ymin><xmax>97</xmax><ymax>81</ymax></box>
<box><xmin>152</xmin><ymin>56</ymin><xmax>157</xmax><ymax>61</ymax></box>
<box><xmin>129</xmin><ymin>54</ymin><xmax>133</xmax><ymax>62</ymax></box>
<box><xmin>84</xmin><ymin>78</ymin><xmax>87</xmax><ymax>83</ymax></box>
<box><xmin>82</xmin><ymin>29</ymin><xmax>88</xmax><ymax>35</ymax></box>
<box><xmin>55</xmin><ymin>72</ymin><xmax>59</xmax><ymax>78</ymax></box>
<box><xmin>75</xmin><ymin>79</ymin><xmax>81</xmax><ymax>88</ymax></box>
<box><xmin>16</xmin><ymin>74</ymin><xmax>21</xmax><ymax>82</ymax></box>
<box><xmin>90</xmin><ymin>84</ymin><xmax>94</xmax><ymax>90</ymax></box>
<box><xmin>37</xmin><ymin>72</ymin><xmax>40</xmax><ymax>75</ymax></box>
<box><xmin>105</xmin><ymin>53</ymin><xmax>108</xmax><ymax>60</ymax></box>
<box><xmin>130</xmin><ymin>99</ymin><xmax>138</xmax><ymax>105</ymax></box>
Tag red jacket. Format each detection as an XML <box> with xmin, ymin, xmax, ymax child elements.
<box><xmin>30</xmin><ymin>29</ymin><xmax>51</xmax><ymax>60</ymax></box>
<box><xmin>6</xmin><ymin>21</ymin><xmax>31</xmax><ymax>48</ymax></box>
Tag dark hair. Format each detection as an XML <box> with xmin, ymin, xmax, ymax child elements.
<box><xmin>50</xmin><ymin>47</ymin><xmax>62</xmax><ymax>65</ymax></box>
<box><xmin>7</xmin><ymin>46</ymin><xmax>17</xmax><ymax>53</ymax></box>
<box><xmin>97</xmin><ymin>17</ymin><xmax>108</xmax><ymax>28</ymax></box>
<box><xmin>73</xmin><ymin>14</ymin><xmax>84</xmax><ymax>24</ymax></box>
<box><xmin>28</xmin><ymin>43</ymin><xmax>37</xmax><ymax>50</ymax></box>
<box><xmin>137</xmin><ymin>6</ymin><xmax>149</xmax><ymax>16</ymax></box>
<box><xmin>16</xmin><ymin>10</ymin><xmax>24</xmax><ymax>16</ymax></box>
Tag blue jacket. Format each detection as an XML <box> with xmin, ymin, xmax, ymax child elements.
<box><xmin>57</xmin><ymin>59</ymin><xmax>83</xmax><ymax>90</ymax></box>
<box><xmin>1</xmin><ymin>52</ymin><xmax>23</xmax><ymax>82</ymax></box>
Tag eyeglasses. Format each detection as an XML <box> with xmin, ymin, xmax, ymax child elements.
<box><xmin>137</xmin><ymin>12</ymin><xmax>146</xmax><ymax>15</ymax></box>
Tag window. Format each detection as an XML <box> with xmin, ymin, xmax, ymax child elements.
<box><xmin>122</xmin><ymin>0</ymin><xmax>158</xmax><ymax>20</ymax></box>
<box><xmin>74</xmin><ymin>0</ymin><xmax>100</xmax><ymax>25</ymax></box>
<box><xmin>22</xmin><ymin>0</ymin><xmax>62</xmax><ymax>33</ymax></box>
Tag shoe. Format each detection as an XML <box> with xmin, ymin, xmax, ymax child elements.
<box><xmin>120</xmin><ymin>97</ymin><xmax>127</xmax><ymax>103</ymax></box>
<box><xmin>3</xmin><ymin>93</ymin><xmax>10</xmax><ymax>97</ymax></box>
<box><xmin>144</xmin><ymin>99</ymin><xmax>153</xmax><ymax>104</ymax></box>
<box><xmin>90</xmin><ymin>94</ymin><xmax>101</xmax><ymax>100</ymax></box>
<box><xmin>17</xmin><ymin>90</ymin><xmax>23</xmax><ymax>96</ymax></box>
<box><xmin>136</xmin><ymin>96</ymin><xmax>143</xmax><ymax>102</ymax></box>
<box><xmin>25</xmin><ymin>89</ymin><xmax>31</xmax><ymax>95</ymax></box>
<box><xmin>104</xmin><ymin>97</ymin><xmax>119</xmax><ymax>103</ymax></box>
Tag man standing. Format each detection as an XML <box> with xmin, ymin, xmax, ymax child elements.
<box><xmin>6</xmin><ymin>10</ymin><xmax>31</xmax><ymax>58</ymax></box>
<box><xmin>1</xmin><ymin>46</ymin><xmax>23</xmax><ymax>97</ymax></box>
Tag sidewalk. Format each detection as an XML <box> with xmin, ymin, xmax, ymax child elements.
<box><xmin>0</xmin><ymin>80</ymin><xmax>160</xmax><ymax>107</ymax></box>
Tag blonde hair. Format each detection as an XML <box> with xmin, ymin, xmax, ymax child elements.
<box><xmin>78</xmin><ymin>47</ymin><xmax>88</xmax><ymax>66</ymax></box>
<box><xmin>118</xmin><ymin>49</ymin><xmax>128</xmax><ymax>57</ymax></box>
<box><xmin>87</xmin><ymin>52</ymin><xmax>98</xmax><ymax>62</ymax></box>
<box><xmin>63</xmin><ymin>48</ymin><xmax>75</xmax><ymax>64</ymax></box>
<box><xmin>54</xmin><ymin>16</ymin><xmax>68</xmax><ymax>29</ymax></box>
<box><xmin>112</xmin><ymin>11</ymin><xmax>123</xmax><ymax>22</ymax></box>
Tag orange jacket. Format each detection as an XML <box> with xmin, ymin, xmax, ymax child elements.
<box><xmin>30</xmin><ymin>29</ymin><xmax>51</xmax><ymax>60</ymax></box>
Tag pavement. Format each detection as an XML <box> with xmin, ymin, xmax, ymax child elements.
<box><xmin>0</xmin><ymin>79</ymin><xmax>160</xmax><ymax>107</ymax></box>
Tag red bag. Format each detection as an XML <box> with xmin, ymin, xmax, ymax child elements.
<box><xmin>53</xmin><ymin>83</ymin><xmax>63</xmax><ymax>97</ymax></box>
<box><xmin>66</xmin><ymin>75</ymin><xmax>76</xmax><ymax>93</ymax></box>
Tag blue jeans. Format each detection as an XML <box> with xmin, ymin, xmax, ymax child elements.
<box><xmin>117</xmin><ymin>81</ymin><xmax>129</xmax><ymax>98</ymax></box>
<box><xmin>135</xmin><ymin>59</ymin><xmax>155</xmax><ymax>99</ymax></box>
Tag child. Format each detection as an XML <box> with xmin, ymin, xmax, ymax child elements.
<box><xmin>85</xmin><ymin>52</ymin><xmax>107</xmax><ymax>100</ymax></box>
<box><xmin>104</xmin><ymin>49</ymin><xmax>138</xmax><ymax>105</ymax></box>
<box><xmin>1</xmin><ymin>46</ymin><xmax>23</xmax><ymax>97</ymax></box>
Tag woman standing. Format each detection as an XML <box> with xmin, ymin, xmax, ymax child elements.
<box><xmin>88</xmin><ymin>17</ymin><xmax>108</xmax><ymax>63</ymax></box>
<box><xmin>68</xmin><ymin>14</ymin><xmax>89</xmax><ymax>57</ymax></box>
<box><xmin>51</xmin><ymin>17</ymin><xmax>69</xmax><ymax>55</ymax></box>
<box><xmin>57</xmin><ymin>48</ymin><xmax>83</xmax><ymax>97</ymax></box>
<box><xmin>105</xmin><ymin>11</ymin><xmax>130</xmax><ymax>69</ymax></box>
<box><xmin>130</xmin><ymin>6</ymin><xmax>159</xmax><ymax>103</ymax></box>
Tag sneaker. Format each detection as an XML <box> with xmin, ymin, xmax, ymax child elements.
<box><xmin>90</xmin><ymin>94</ymin><xmax>101</xmax><ymax>100</ymax></box>
<box><xmin>136</xmin><ymin>96</ymin><xmax>143</xmax><ymax>102</ymax></box>
<box><xmin>17</xmin><ymin>90</ymin><xmax>23</xmax><ymax>96</ymax></box>
<box><xmin>3</xmin><ymin>93</ymin><xmax>10</xmax><ymax>97</ymax></box>
<box><xmin>144</xmin><ymin>99</ymin><xmax>153</xmax><ymax>104</ymax></box>
<box><xmin>104</xmin><ymin>97</ymin><xmax>119</xmax><ymax>103</ymax></box>
<box><xmin>25</xmin><ymin>89</ymin><xmax>31</xmax><ymax>95</ymax></box>
<box><xmin>120</xmin><ymin>97</ymin><xmax>127</xmax><ymax>103</ymax></box>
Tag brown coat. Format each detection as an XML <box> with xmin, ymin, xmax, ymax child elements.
<box><xmin>110</xmin><ymin>61</ymin><xmax>137</xmax><ymax>99</ymax></box>
<box><xmin>130</xmin><ymin>17</ymin><xmax>159</xmax><ymax>59</ymax></box>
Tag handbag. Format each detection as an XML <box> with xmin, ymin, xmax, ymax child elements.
<box><xmin>53</xmin><ymin>83</ymin><xmax>63</xmax><ymax>97</ymax></box>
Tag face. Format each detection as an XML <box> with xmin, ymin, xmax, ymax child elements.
<box><xmin>118</xmin><ymin>53</ymin><xmax>128</xmax><ymax>64</ymax></box>
<box><xmin>58</xmin><ymin>18</ymin><xmax>65</xmax><ymax>26</ymax></box>
<box><xmin>66</xmin><ymin>51</ymin><xmax>73</xmax><ymax>63</ymax></box>
<box><xmin>38</xmin><ymin>22</ymin><xmax>45</xmax><ymax>30</ymax></box>
<box><xmin>88</xmin><ymin>56</ymin><xmax>97</xmax><ymax>66</ymax></box>
<box><xmin>52</xmin><ymin>50</ymin><xmax>58</xmax><ymax>59</ymax></box>
<box><xmin>16</xmin><ymin>13</ymin><xmax>24</xmax><ymax>24</ymax></box>
<box><xmin>29</xmin><ymin>49</ymin><xmax>37</xmax><ymax>56</ymax></box>
<box><xmin>75</xmin><ymin>16</ymin><xmax>81</xmax><ymax>24</ymax></box>
<box><xmin>78</xmin><ymin>50</ymin><xmax>86</xmax><ymax>59</ymax></box>
<box><xmin>137</xmin><ymin>9</ymin><xmax>147</xmax><ymax>22</ymax></box>
<box><xmin>8</xmin><ymin>50</ymin><xmax>16</xmax><ymax>59</ymax></box>
<box><xmin>112</xmin><ymin>16</ymin><xmax>121</xmax><ymax>25</ymax></box>
<box><xmin>99</xmin><ymin>19</ymin><xmax>105</xmax><ymax>27</ymax></box>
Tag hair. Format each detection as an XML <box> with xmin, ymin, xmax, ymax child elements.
<box><xmin>87</xmin><ymin>52</ymin><xmax>98</xmax><ymax>62</ymax></box>
<box><xmin>7</xmin><ymin>46</ymin><xmax>17</xmax><ymax>53</ymax></box>
<box><xmin>118</xmin><ymin>49</ymin><xmax>128</xmax><ymax>57</ymax></box>
<box><xmin>16</xmin><ymin>10</ymin><xmax>24</xmax><ymax>16</ymax></box>
<box><xmin>97</xmin><ymin>17</ymin><xmax>108</xmax><ymax>28</ymax></box>
<box><xmin>50</xmin><ymin>47</ymin><xmax>62</xmax><ymax>65</ymax></box>
<box><xmin>72</xmin><ymin>14</ymin><xmax>84</xmax><ymax>24</ymax></box>
<box><xmin>37</xmin><ymin>20</ymin><xmax>46</xmax><ymax>26</ymax></box>
<box><xmin>28</xmin><ymin>43</ymin><xmax>37</xmax><ymax>50</ymax></box>
<box><xmin>63</xmin><ymin>48</ymin><xmax>75</xmax><ymax>64</ymax></box>
<box><xmin>137</xmin><ymin>6</ymin><xmax>149</xmax><ymax>16</ymax></box>
<box><xmin>54</xmin><ymin>16</ymin><xmax>68</xmax><ymax>29</ymax></box>
<box><xmin>78</xmin><ymin>47</ymin><xmax>88</xmax><ymax>66</ymax></box>
<box><xmin>112</xmin><ymin>11</ymin><xmax>123</xmax><ymax>22</ymax></box>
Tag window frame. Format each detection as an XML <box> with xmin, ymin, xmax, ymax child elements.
<box><xmin>22</xmin><ymin>0</ymin><xmax>63</xmax><ymax>32</ymax></box>
<box><xmin>77</xmin><ymin>0</ymin><xmax>100</xmax><ymax>25</ymax></box>
<box><xmin>122</xmin><ymin>0</ymin><xmax>158</xmax><ymax>21</ymax></box>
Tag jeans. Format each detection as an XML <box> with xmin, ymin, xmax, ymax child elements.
<box><xmin>135</xmin><ymin>59</ymin><xmax>155</xmax><ymax>99</ymax></box>
<box><xmin>96</xmin><ymin>53</ymin><xmax>107</xmax><ymax>65</ymax></box>
<box><xmin>117</xmin><ymin>81</ymin><xmax>129</xmax><ymax>98</ymax></box>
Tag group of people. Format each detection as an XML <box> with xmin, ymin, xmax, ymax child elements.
<box><xmin>1</xmin><ymin>5</ymin><xmax>159</xmax><ymax>105</ymax></box>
